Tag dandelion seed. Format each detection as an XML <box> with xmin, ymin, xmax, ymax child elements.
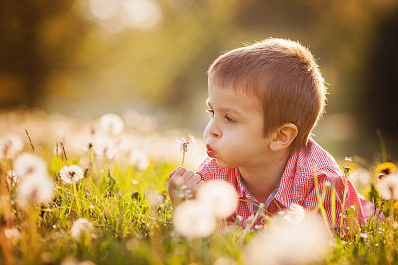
<box><xmin>173</xmin><ymin>200</ymin><xmax>215</xmax><ymax>238</ymax></box>
<box><xmin>17</xmin><ymin>175</ymin><xmax>55</xmax><ymax>209</ymax></box>
<box><xmin>71</xmin><ymin>218</ymin><xmax>95</xmax><ymax>240</ymax></box>
<box><xmin>100</xmin><ymin>113</ymin><xmax>124</xmax><ymax>136</ymax></box>
<box><xmin>196</xmin><ymin>180</ymin><xmax>238</xmax><ymax>218</ymax></box>
<box><xmin>129</xmin><ymin>149</ymin><xmax>150</xmax><ymax>171</ymax></box>
<box><xmin>59</xmin><ymin>165</ymin><xmax>84</xmax><ymax>184</ymax></box>
<box><xmin>378</xmin><ymin>174</ymin><xmax>398</xmax><ymax>200</ymax></box>
<box><xmin>0</xmin><ymin>133</ymin><xmax>24</xmax><ymax>159</ymax></box>
<box><xmin>243</xmin><ymin>214</ymin><xmax>331</xmax><ymax>265</ymax></box>
<box><xmin>14</xmin><ymin>153</ymin><xmax>47</xmax><ymax>178</ymax></box>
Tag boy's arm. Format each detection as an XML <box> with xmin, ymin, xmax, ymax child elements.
<box><xmin>168</xmin><ymin>167</ymin><xmax>202</xmax><ymax>207</ymax></box>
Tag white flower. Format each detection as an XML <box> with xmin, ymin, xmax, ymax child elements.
<box><xmin>100</xmin><ymin>113</ymin><xmax>124</xmax><ymax>136</ymax></box>
<box><xmin>243</xmin><ymin>214</ymin><xmax>331</xmax><ymax>265</ymax></box>
<box><xmin>71</xmin><ymin>218</ymin><xmax>95</xmax><ymax>240</ymax></box>
<box><xmin>129</xmin><ymin>149</ymin><xmax>150</xmax><ymax>171</ymax></box>
<box><xmin>93</xmin><ymin>138</ymin><xmax>117</xmax><ymax>159</ymax></box>
<box><xmin>59</xmin><ymin>165</ymin><xmax>84</xmax><ymax>184</ymax></box>
<box><xmin>0</xmin><ymin>133</ymin><xmax>24</xmax><ymax>159</ymax></box>
<box><xmin>176</xmin><ymin>135</ymin><xmax>195</xmax><ymax>153</ymax></box>
<box><xmin>17</xmin><ymin>175</ymin><xmax>55</xmax><ymax>209</ymax></box>
<box><xmin>14</xmin><ymin>153</ymin><xmax>47</xmax><ymax>178</ymax></box>
<box><xmin>173</xmin><ymin>200</ymin><xmax>216</xmax><ymax>238</ymax></box>
<box><xmin>282</xmin><ymin>203</ymin><xmax>306</xmax><ymax>225</ymax></box>
<box><xmin>378</xmin><ymin>174</ymin><xmax>398</xmax><ymax>200</ymax></box>
<box><xmin>196</xmin><ymin>180</ymin><xmax>238</xmax><ymax>218</ymax></box>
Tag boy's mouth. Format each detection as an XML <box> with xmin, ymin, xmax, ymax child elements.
<box><xmin>206</xmin><ymin>144</ymin><xmax>216</xmax><ymax>157</ymax></box>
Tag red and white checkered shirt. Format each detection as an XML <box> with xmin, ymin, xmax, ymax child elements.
<box><xmin>196</xmin><ymin>138</ymin><xmax>374</xmax><ymax>230</ymax></box>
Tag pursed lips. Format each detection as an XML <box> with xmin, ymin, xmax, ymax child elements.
<box><xmin>206</xmin><ymin>144</ymin><xmax>216</xmax><ymax>157</ymax></box>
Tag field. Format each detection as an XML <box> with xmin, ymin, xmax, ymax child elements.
<box><xmin>0</xmin><ymin>110</ymin><xmax>397</xmax><ymax>265</ymax></box>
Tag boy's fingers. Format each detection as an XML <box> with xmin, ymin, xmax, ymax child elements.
<box><xmin>181</xmin><ymin>170</ymin><xmax>194</xmax><ymax>180</ymax></box>
<box><xmin>174</xmin><ymin>167</ymin><xmax>188</xmax><ymax>177</ymax></box>
<box><xmin>169</xmin><ymin>166</ymin><xmax>182</xmax><ymax>179</ymax></box>
<box><xmin>190</xmin><ymin>174</ymin><xmax>201</xmax><ymax>185</ymax></box>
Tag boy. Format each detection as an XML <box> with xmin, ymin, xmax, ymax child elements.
<box><xmin>168</xmin><ymin>38</ymin><xmax>372</xmax><ymax>230</ymax></box>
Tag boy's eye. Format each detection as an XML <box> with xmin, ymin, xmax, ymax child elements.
<box><xmin>225</xmin><ymin>115</ymin><xmax>236</xmax><ymax>123</ymax></box>
<box><xmin>206</xmin><ymin>109</ymin><xmax>214</xmax><ymax>117</ymax></box>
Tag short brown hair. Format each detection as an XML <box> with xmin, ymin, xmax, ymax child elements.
<box><xmin>208</xmin><ymin>38</ymin><xmax>326</xmax><ymax>152</ymax></box>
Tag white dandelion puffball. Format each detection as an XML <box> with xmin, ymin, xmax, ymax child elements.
<box><xmin>173</xmin><ymin>200</ymin><xmax>216</xmax><ymax>238</ymax></box>
<box><xmin>14</xmin><ymin>153</ymin><xmax>48</xmax><ymax>178</ymax></box>
<box><xmin>196</xmin><ymin>180</ymin><xmax>238</xmax><ymax>218</ymax></box>
<box><xmin>129</xmin><ymin>149</ymin><xmax>150</xmax><ymax>171</ymax></box>
<box><xmin>100</xmin><ymin>113</ymin><xmax>124</xmax><ymax>136</ymax></box>
<box><xmin>71</xmin><ymin>218</ymin><xmax>95</xmax><ymax>240</ymax></box>
<box><xmin>243</xmin><ymin>215</ymin><xmax>331</xmax><ymax>265</ymax></box>
<box><xmin>17</xmin><ymin>175</ymin><xmax>55</xmax><ymax>209</ymax></box>
<box><xmin>0</xmin><ymin>133</ymin><xmax>24</xmax><ymax>159</ymax></box>
<box><xmin>282</xmin><ymin>203</ymin><xmax>306</xmax><ymax>225</ymax></box>
<box><xmin>59</xmin><ymin>165</ymin><xmax>84</xmax><ymax>184</ymax></box>
<box><xmin>93</xmin><ymin>138</ymin><xmax>118</xmax><ymax>159</ymax></box>
<box><xmin>378</xmin><ymin>174</ymin><xmax>398</xmax><ymax>200</ymax></box>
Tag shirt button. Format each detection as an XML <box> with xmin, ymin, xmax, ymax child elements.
<box><xmin>260</xmin><ymin>217</ymin><xmax>266</xmax><ymax>224</ymax></box>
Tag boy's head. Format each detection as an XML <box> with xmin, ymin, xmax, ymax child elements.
<box><xmin>207</xmin><ymin>38</ymin><xmax>326</xmax><ymax>152</ymax></box>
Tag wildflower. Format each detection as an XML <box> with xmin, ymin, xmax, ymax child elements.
<box><xmin>173</xmin><ymin>200</ymin><xmax>216</xmax><ymax>238</ymax></box>
<box><xmin>17</xmin><ymin>175</ymin><xmax>55</xmax><ymax>209</ymax></box>
<box><xmin>59</xmin><ymin>165</ymin><xmax>84</xmax><ymax>184</ymax></box>
<box><xmin>196</xmin><ymin>180</ymin><xmax>238</xmax><ymax>218</ymax></box>
<box><xmin>93</xmin><ymin>138</ymin><xmax>117</xmax><ymax>159</ymax></box>
<box><xmin>176</xmin><ymin>135</ymin><xmax>195</xmax><ymax>167</ymax></box>
<box><xmin>350</xmin><ymin>168</ymin><xmax>371</xmax><ymax>186</ymax></box>
<box><xmin>71</xmin><ymin>218</ymin><xmax>95</xmax><ymax>240</ymax></box>
<box><xmin>0</xmin><ymin>133</ymin><xmax>24</xmax><ymax>159</ymax></box>
<box><xmin>14</xmin><ymin>153</ymin><xmax>47</xmax><ymax>178</ymax></box>
<box><xmin>100</xmin><ymin>113</ymin><xmax>124</xmax><ymax>136</ymax></box>
<box><xmin>378</xmin><ymin>174</ymin><xmax>398</xmax><ymax>200</ymax></box>
<box><xmin>243</xmin><ymin>214</ymin><xmax>331</xmax><ymax>265</ymax></box>
<box><xmin>376</xmin><ymin>162</ymin><xmax>396</xmax><ymax>179</ymax></box>
<box><xmin>282</xmin><ymin>203</ymin><xmax>306</xmax><ymax>225</ymax></box>
<box><xmin>129</xmin><ymin>149</ymin><xmax>150</xmax><ymax>171</ymax></box>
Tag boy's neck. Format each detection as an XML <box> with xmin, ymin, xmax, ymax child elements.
<box><xmin>238</xmin><ymin>149</ymin><xmax>292</xmax><ymax>203</ymax></box>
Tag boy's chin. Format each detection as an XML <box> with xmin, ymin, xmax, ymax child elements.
<box><xmin>214</xmin><ymin>159</ymin><xmax>236</xmax><ymax>169</ymax></box>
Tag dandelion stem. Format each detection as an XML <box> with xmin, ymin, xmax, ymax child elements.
<box><xmin>181</xmin><ymin>150</ymin><xmax>186</xmax><ymax>167</ymax></box>
<box><xmin>24</xmin><ymin>129</ymin><xmax>35</xmax><ymax>152</ymax></box>
<box><xmin>313</xmin><ymin>169</ymin><xmax>332</xmax><ymax>236</ymax></box>
<box><xmin>339</xmin><ymin>167</ymin><xmax>349</xmax><ymax>236</ymax></box>
<box><xmin>73</xmin><ymin>182</ymin><xmax>82</xmax><ymax>216</ymax></box>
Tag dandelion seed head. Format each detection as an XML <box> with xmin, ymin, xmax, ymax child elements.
<box><xmin>376</xmin><ymin>162</ymin><xmax>396</xmax><ymax>177</ymax></box>
<box><xmin>282</xmin><ymin>203</ymin><xmax>306</xmax><ymax>225</ymax></box>
<box><xmin>176</xmin><ymin>136</ymin><xmax>194</xmax><ymax>153</ymax></box>
<box><xmin>350</xmin><ymin>168</ymin><xmax>371</xmax><ymax>186</ymax></box>
<box><xmin>93</xmin><ymin>138</ymin><xmax>118</xmax><ymax>159</ymax></box>
<box><xmin>196</xmin><ymin>180</ymin><xmax>238</xmax><ymax>218</ymax></box>
<box><xmin>145</xmin><ymin>190</ymin><xmax>165</xmax><ymax>209</ymax></box>
<box><xmin>378</xmin><ymin>174</ymin><xmax>398</xmax><ymax>200</ymax></box>
<box><xmin>244</xmin><ymin>214</ymin><xmax>331</xmax><ymax>265</ymax></box>
<box><xmin>59</xmin><ymin>165</ymin><xmax>84</xmax><ymax>184</ymax></box>
<box><xmin>129</xmin><ymin>149</ymin><xmax>150</xmax><ymax>171</ymax></box>
<box><xmin>14</xmin><ymin>153</ymin><xmax>47</xmax><ymax>178</ymax></box>
<box><xmin>173</xmin><ymin>200</ymin><xmax>216</xmax><ymax>238</ymax></box>
<box><xmin>100</xmin><ymin>113</ymin><xmax>124</xmax><ymax>136</ymax></box>
<box><xmin>0</xmin><ymin>133</ymin><xmax>24</xmax><ymax>159</ymax></box>
<box><xmin>71</xmin><ymin>218</ymin><xmax>95</xmax><ymax>240</ymax></box>
<box><xmin>17</xmin><ymin>175</ymin><xmax>54</xmax><ymax>209</ymax></box>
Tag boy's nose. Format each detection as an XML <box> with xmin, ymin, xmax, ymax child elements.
<box><xmin>206</xmin><ymin>120</ymin><xmax>221</xmax><ymax>138</ymax></box>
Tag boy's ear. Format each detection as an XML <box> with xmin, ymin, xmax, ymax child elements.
<box><xmin>269</xmin><ymin>123</ymin><xmax>298</xmax><ymax>152</ymax></box>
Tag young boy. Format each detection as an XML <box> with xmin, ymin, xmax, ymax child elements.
<box><xmin>168</xmin><ymin>38</ymin><xmax>372</xmax><ymax>230</ymax></box>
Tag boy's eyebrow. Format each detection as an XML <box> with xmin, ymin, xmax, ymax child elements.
<box><xmin>205</xmin><ymin>98</ymin><xmax>242</xmax><ymax>116</ymax></box>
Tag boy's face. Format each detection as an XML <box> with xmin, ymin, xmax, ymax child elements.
<box><xmin>204</xmin><ymin>80</ymin><xmax>274</xmax><ymax>169</ymax></box>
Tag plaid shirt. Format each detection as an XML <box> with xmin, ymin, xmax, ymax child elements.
<box><xmin>196</xmin><ymin>138</ymin><xmax>373</xmax><ymax>230</ymax></box>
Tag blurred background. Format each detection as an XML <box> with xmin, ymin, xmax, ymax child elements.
<box><xmin>0</xmin><ymin>0</ymin><xmax>397</xmax><ymax>161</ymax></box>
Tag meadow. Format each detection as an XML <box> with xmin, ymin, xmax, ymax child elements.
<box><xmin>0</xmin><ymin>110</ymin><xmax>397</xmax><ymax>265</ymax></box>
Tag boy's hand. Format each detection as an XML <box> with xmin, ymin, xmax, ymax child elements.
<box><xmin>168</xmin><ymin>167</ymin><xmax>202</xmax><ymax>206</ymax></box>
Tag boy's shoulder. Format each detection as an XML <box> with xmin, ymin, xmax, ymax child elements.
<box><xmin>290</xmin><ymin>138</ymin><xmax>342</xmax><ymax>181</ymax></box>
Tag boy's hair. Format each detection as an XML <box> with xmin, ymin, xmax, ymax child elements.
<box><xmin>208</xmin><ymin>38</ymin><xmax>326</xmax><ymax>152</ymax></box>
